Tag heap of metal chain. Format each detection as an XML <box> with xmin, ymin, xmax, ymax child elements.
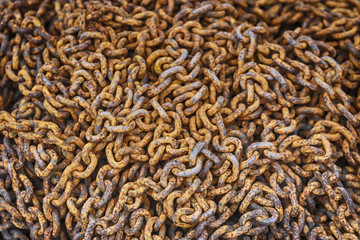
<box><xmin>1</xmin><ymin>0</ymin><xmax>360</xmax><ymax>239</ymax></box>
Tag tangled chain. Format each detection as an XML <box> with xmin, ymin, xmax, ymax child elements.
<box><xmin>1</xmin><ymin>0</ymin><xmax>360</xmax><ymax>239</ymax></box>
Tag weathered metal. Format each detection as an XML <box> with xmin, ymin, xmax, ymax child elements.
<box><xmin>0</xmin><ymin>0</ymin><xmax>360</xmax><ymax>239</ymax></box>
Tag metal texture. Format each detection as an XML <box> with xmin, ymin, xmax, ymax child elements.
<box><xmin>0</xmin><ymin>0</ymin><xmax>360</xmax><ymax>239</ymax></box>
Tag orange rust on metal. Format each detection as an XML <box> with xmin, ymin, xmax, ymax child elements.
<box><xmin>0</xmin><ymin>0</ymin><xmax>360</xmax><ymax>239</ymax></box>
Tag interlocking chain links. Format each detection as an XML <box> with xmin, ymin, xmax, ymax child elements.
<box><xmin>0</xmin><ymin>0</ymin><xmax>360</xmax><ymax>239</ymax></box>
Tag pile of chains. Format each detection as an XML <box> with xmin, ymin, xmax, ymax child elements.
<box><xmin>1</xmin><ymin>0</ymin><xmax>360</xmax><ymax>239</ymax></box>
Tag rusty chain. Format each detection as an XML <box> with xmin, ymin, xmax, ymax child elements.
<box><xmin>1</xmin><ymin>0</ymin><xmax>360</xmax><ymax>239</ymax></box>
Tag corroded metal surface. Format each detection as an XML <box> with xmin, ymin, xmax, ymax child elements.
<box><xmin>0</xmin><ymin>0</ymin><xmax>360</xmax><ymax>239</ymax></box>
